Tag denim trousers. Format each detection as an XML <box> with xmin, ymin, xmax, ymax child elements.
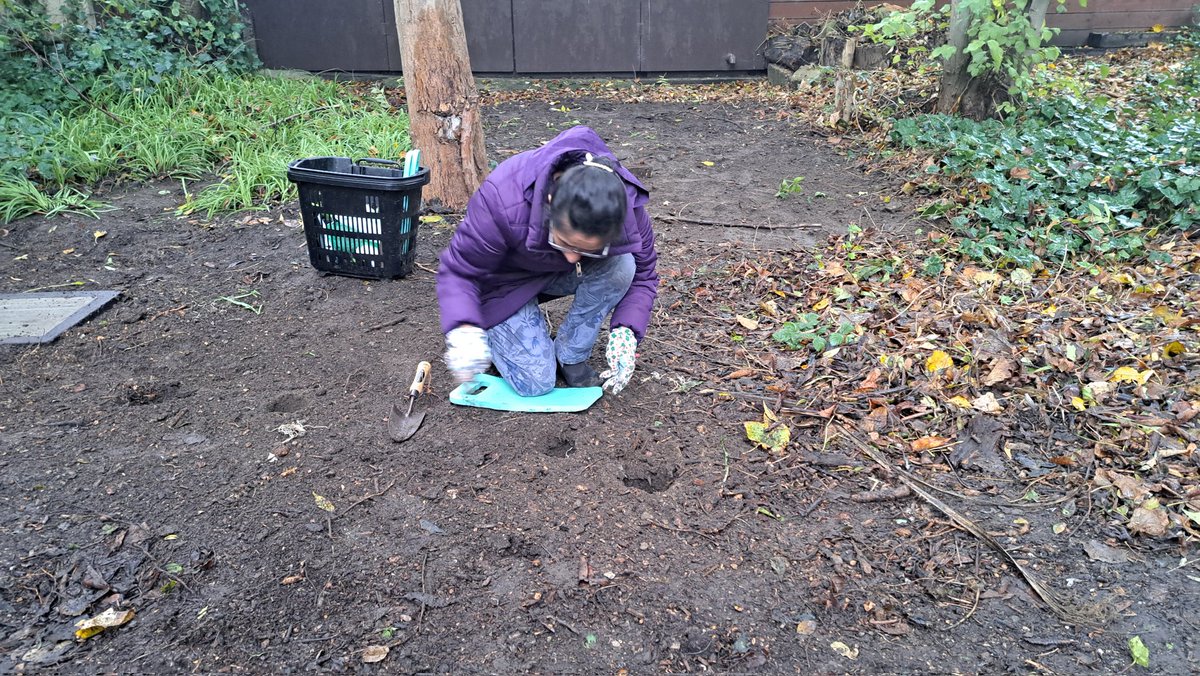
<box><xmin>486</xmin><ymin>253</ymin><xmax>635</xmax><ymax>396</ymax></box>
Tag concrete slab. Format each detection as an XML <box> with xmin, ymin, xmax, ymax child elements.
<box><xmin>0</xmin><ymin>291</ymin><xmax>119</xmax><ymax>344</ymax></box>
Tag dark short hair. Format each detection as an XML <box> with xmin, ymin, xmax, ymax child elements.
<box><xmin>546</xmin><ymin>155</ymin><xmax>627</xmax><ymax>240</ymax></box>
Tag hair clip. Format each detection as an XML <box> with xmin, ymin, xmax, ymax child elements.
<box><xmin>582</xmin><ymin>152</ymin><xmax>614</xmax><ymax>173</ymax></box>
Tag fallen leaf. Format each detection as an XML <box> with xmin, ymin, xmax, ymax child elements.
<box><xmin>911</xmin><ymin>436</ymin><xmax>951</xmax><ymax>452</ymax></box>
<box><xmin>735</xmin><ymin>314</ymin><xmax>759</xmax><ymax>330</ymax></box>
<box><xmin>1151</xmin><ymin>23</ymin><xmax>1164</xmax><ymax>32</ymax></box>
<box><xmin>313</xmin><ymin>492</ymin><xmax>336</xmax><ymax>512</ymax></box>
<box><xmin>700</xmin><ymin>160</ymin><xmax>715</xmax><ymax>167</ymax></box>
<box><xmin>726</xmin><ymin>368</ymin><xmax>753</xmax><ymax>380</ymax></box>
<box><xmin>1009</xmin><ymin>167</ymin><xmax>1031</xmax><ymax>180</ymax></box>
<box><xmin>830</xmin><ymin>641</ymin><xmax>859</xmax><ymax>660</ymax></box>
<box><xmin>982</xmin><ymin>357</ymin><xmax>1015</xmax><ymax>386</ymax></box>
<box><xmin>947</xmin><ymin>395</ymin><xmax>973</xmax><ymax>409</ymax></box>
<box><xmin>1082</xmin><ymin>540</ymin><xmax>1131</xmax><ymax>564</ymax></box>
<box><xmin>1009</xmin><ymin>268</ymin><xmax>1033</xmax><ymax>285</ymax></box>
<box><xmin>281</xmin><ymin>573</ymin><xmax>305</xmax><ymax>585</ymax></box>
<box><xmin>926</xmin><ymin>350</ymin><xmax>953</xmax><ymax>373</ymax></box>
<box><xmin>796</xmin><ymin>618</ymin><xmax>816</xmax><ymax>635</ymax></box>
<box><xmin>812</xmin><ymin>297</ymin><xmax>831</xmax><ymax>311</ymax></box>
<box><xmin>1108</xmin><ymin>366</ymin><xmax>1143</xmax><ymax>384</ymax></box>
<box><xmin>744</xmin><ymin>420</ymin><xmax>790</xmax><ymax>453</ymax></box>
<box><xmin>971</xmin><ymin>270</ymin><xmax>1000</xmax><ymax>285</ymax></box>
<box><xmin>74</xmin><ymin>608</ymin><xmax>135</xmax><ymax>640</ymax></box>
<box><xmin>62</xmin><ymin>248</ymin><xmax>76</xmax><ymax>255</ymax></box>
<box><xmin>1071</xmin><ymin>396</ymin><xmax>1087</xmax><ymax>411</ymax></box>
<box><xmin>1052</xmin><ymin>523</ymin><xmax>1067</xmax><ymax>535</ymax></box>
<box><xmin>1129</xmin><ymin>636</ymin><xmax>1150</xmax><ymax>667</ymax></box>
<box><xmin>418</xmin><ymin>214</ymin><xmax>443</xmax><ymax>224</ymax></box>
<box><xmin>1163</xmin><ymin>341</ymin><xmax>1186</xmax><ymax>359</ymax></box>
<box><xmin>856</xmin><ymin>368</ymin><xmax>882</xmax><ymax>392</ymax></box>
<box><xmin>93</xmin><ymin>230</ymin><xmax>107</xmax><ymax>242</ymax></box>
<box><xmin>1151</xmin><ymin>305</ymin><xmax>1184</xmax><ymax>327</ymax></box>
<box><xmin>1128</xmin><ymin>504</ymin><xmax>1169</xmax><ymax>537</ymax></box>
<box><xmin>971</xmin><ymin>392</ymin><xmax>1004</xmax><ymax>414</ymax></box>
<box><xmin>362</xmin><ymin>645</ymin><xmax>389</xmax><ymax>663</ymax></box>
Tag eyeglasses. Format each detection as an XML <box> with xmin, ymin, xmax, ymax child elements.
<box><xmin>547</xmin><ymin>228</ymin><xmax>609</xmax><ymax>258</ymax></box>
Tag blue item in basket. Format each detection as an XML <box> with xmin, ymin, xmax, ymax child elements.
<box><xmin>401</xmin><ymin>149</ymin><xmax>421</xmax><ymax>254</ymax></box>
<box><xmin>449</xmin><ymin>374</ymin><xmax>602</xmax><ymax>413</ymax></box>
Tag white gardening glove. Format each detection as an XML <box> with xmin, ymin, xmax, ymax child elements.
<box><xmin>444</xmin><ymin>325</ymin><xmax>491</xmax><ymax>383</ymax></box>
<box><xmin>600</xmin><ymin>327</ymin><xmax>637</xmax><ymax>394</ymax></box>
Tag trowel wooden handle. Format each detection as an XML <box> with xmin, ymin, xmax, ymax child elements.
<box><xmin>409</xmin><ymin>361</ymin><xmax>431</xmax><ymax>396</ymax></box>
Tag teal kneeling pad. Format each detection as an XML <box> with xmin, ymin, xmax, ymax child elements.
<box><xmin>449</xmin><ymin>374</ymin><xmax>603</xmax><ymax>413</ymax></box>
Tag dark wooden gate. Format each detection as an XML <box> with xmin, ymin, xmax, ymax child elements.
<box><xmin>243</xmin><ymin>0</ymin><xmax>769</xmax><ymax>74</ymax></box>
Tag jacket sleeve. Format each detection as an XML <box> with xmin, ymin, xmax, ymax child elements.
<box><xmin>437</xmin><ymin>182</ymin><xmax>509</xmax><ymax>334</ymax></box>
<box><xmin>610</xmin><ymin>205</ymin><xmax>658</xmax><ymax>341</ymax></box>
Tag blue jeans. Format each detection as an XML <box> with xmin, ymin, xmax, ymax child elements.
<box><xmin>486</xmin><ymin>254</ymin><xmax>635</xmax><ymax>396</ymax></box>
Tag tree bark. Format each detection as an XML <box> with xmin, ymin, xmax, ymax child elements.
<box><xmin>393</xmin><ymin>0</ymin><xmax>488</xmax><ymax>210</ymax></box>
<box><xmin>936</xmin><ymin>0</ymin><xmax>1016</xmax><ymax>119</ymax></box>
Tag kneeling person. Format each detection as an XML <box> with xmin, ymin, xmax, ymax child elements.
<box><xmin>437</xmin><ymin>126</ymin><xmax>658</xmax><ymax>397</ymax></box>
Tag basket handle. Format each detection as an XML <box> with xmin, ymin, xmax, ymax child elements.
<box><xmin>355</xmin><ymin>158</ymin><xmax>402</xmax><ymax>167</ymax></box>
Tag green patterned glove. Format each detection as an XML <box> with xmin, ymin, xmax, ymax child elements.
<box><xmin>600</xmin><ymin>327</ymin><xmax>637</xmax><ymax>394</ymax></box>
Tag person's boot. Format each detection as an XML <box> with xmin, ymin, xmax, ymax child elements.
<box><xmin>558</xmin><ymin>360</ymin><xmax>601</xmax><ymax>388</ymax></box>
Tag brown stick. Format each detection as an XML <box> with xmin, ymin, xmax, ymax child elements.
<box><xmin>850</xmin><ymin>485</ymin><xmax>912</xmax><ymax>502</ymax></box>
<box><xmin>657</xmin><ymin>214</ymin><xmax>823</xmax><ymax>230</ymax></box>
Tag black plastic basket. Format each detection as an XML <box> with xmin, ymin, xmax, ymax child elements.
<box><xmin>287</xmin><ymin>157</ymin><xmax>431</xmax><ymax>279</ymax></box>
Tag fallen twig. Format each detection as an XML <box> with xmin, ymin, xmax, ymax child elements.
<box><xmin>658</xmin><ymin>214</ymin><xmax>823</xmax><ymax>230</ymax></box>
<box><xmin>850</xmin><ymin>484</ymin><xmax>912</xmax><ymax>502</ymax></box>
<box><xmin>365</xmin><ymin>316</ymin><xmax>407</xmax><ymax>332</ymax></box>
<box><xmin>841</xmin><ymin>430</ymin><xmax>1115</xmax><ymax>628</ymax></box>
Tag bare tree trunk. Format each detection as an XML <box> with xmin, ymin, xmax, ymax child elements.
<box><xmin>393</xmin><ymin>0</ymin><xmax>488</xmax><ymax>210</ymax></box>
<box><xmin>936</xmin><ymin>0</ymin><xmax>977</xmax><ymax>116</ymax></box>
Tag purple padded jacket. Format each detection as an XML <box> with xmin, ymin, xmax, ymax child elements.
<box><xmin>436</xmin><ymin>126</ymin><xmax>658</xmax><ymax>340</ymax></box>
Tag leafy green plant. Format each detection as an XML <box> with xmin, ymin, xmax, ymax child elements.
<box><xmin>771</xmin><ymin>313</ymin><xmax>858</xmax><ymax>353</ymax></box>
<box><xmin>855</xmin><ymin>0</ymin><xmax>1085</xmax><ymax>110</ymax></box>
<box><xmin>776</xmin><ymin>176</ymin><xmax>805</xmax><ymax>198</ymax></box>
<box><xmin>893</xmin><ymin>86</ymin><xmax>1199</xmax><ymax>264</ymax></box>
<box><xmin>0</xmin><ymin>0</ymin><xmax>258</xmax><ymax>117</ymax></box>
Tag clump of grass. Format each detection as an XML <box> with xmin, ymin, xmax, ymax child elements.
<box><xmin>0</xmin><ymin>175</ymin><xmax>109</xmax><ymax>222</ymax></box>
<box><xmin>1</xmin><ymin>71</ymin><xmax>411</xmax><ymax>222</ymax></box>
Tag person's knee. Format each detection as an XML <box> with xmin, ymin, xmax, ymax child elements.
<box><xmin>508</xmin><ymin>360</ymin><xmax>556</xmax><ymax>397</ymax></box>
<box><xmin>606</xmin><ymin>253</ymin><xmax>635</xmax><ymax>293</ymax></box>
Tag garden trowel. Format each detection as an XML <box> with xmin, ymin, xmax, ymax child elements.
<box><xmin>388</xmin><ymin>361</ymin><xmax>430</xmax><ymax>442</ymax></box>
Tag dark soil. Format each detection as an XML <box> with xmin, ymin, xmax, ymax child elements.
<box><xmin>2</xmin><ymin>99</ymin><xmax>1197</xmax><ymax>674</ymax></box>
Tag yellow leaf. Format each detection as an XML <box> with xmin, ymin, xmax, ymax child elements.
<box><xmin>1041</xmin><ymin>304</ymin><xmax>1057</xmax><ymax>316</ymax></box>
<box><xmin>1109</xmin><ymin>366</ymin><xmax>1152</xmax><ymax>385</ymax></box>
<box><xmin>1152</xmin><ymin>305</ymin><xmax>1184</xmax><ymax>326</ymax></box>
<box><xmin>1151</xmin><ymin>23</ymin><xmax>1164</xmax><ymax>32</ymax></box>
<box><xmin>1164</xmin><ymin>341</ymin><xmax>1186</xmax><ymax>359</ymax></box>
<box><xmin>62</xmin><ymin>248</ymin><xmax>76</xmax><ymax>255</ymax></box>
<box><xmin>947</xmin><ymin>395</ymin><xmax>973</xmax><ymax>409</ymax></box>
<box><xmin>1052</xmin><ymin>523</ymin><xmax>1067</xmax><ymax>534</ymax></box>
<box><xmin>313</xmin><ymin>492</ymin><xmax>336</xmax><ymax>512</ymax></box>
<box><xmin>744</xmin><ymin>420</ymin><xmax>790</xmax><ymax>453</ymax></box>
<box><xmin>812</xmin><ymin>297</ymin><xmax>831</xmax><ymax>311</ymax></box>
<box><xmin>762</xmin><ymin>403</ymin><xmax>778</xmax><ymax>423</ymax></box>
<box><xmin>701</xmin><ymin>161</ymin><xmax>715</xmax><ymax>167</ymax></box>
<box><xmin>926</xmin><ymin>350</ymin><xmax>954</xmax><ymax>373</ymax></box>
<box><xmin>971</xmin><ymin>270</ymin><xmax>1000</xmax><ymax>284</ymax></box>
<box><xmin>75</xmin><ymin>608</ymin><xmax>135</xmax><ymax>640</ymax></box>
<box><xmin>418</xmin><ymin>214</ymin><xmax>443</xmax><ymax>224</ymax></box>
<box><xmin>1071</xmin><ymin>396</ymin><xmax>1087</xmax><ymax>411</ymax></box>
<box><xmin>736</xmin><ymin>314</ymin><xmax>759</xmax><ymax>330</ymax></box>
<box><xmin>911</xmin><ymin>436</ymin><xmax>951</xmax><ymax>452</ymax></box>
<box><xmin>1112</xmin><ymin>272</ymin><xmax>1135</xmax><ymax>285</ymax></box>
<box><xmin>93</xmin><ymin>230</ymin><xmax>107</xmax><ymax>242</ymax></box>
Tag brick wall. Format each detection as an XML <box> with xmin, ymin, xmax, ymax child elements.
<box><xmin>768</xmin><ymin>0</ymin><xmax>1199</xmax><ymax>46</ymax></box>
